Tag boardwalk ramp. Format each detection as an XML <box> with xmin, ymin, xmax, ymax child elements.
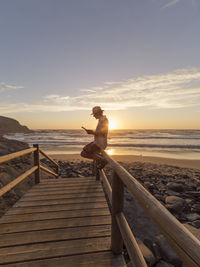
<box><xmin>0</xmin><ymin>177</ymin><xmax>125</xmax><ymax>266</ymax></box>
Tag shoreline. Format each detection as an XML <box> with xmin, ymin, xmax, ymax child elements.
<box><xmin>51</xmin><ymin>153</ymin><xmax>200</xmax><ymax>170</ymax></box>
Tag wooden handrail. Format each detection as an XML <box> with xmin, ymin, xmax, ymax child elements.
<box><xmin>116</xmin><ymin>212</ymin><xmax>147</xmax><ymax>267</ymax></box>
<box><xmin>100</xmin><ymin>149</ymin><xmax>200</xmax><ymax>267</ymax></box>
<box><xmin>0</xmin><ymin>144</ymin><xmax>59</xmax><ymax>198</ymax></box>
<box><xmin>0</xmin><ymin>147</ymin><xmax>36</xmax><ymax>164</ymax></box>
<box><xmin>99</xmin><ymin>169</ymin><xmax>112</xmax><ymax>203</ymax></box>
<box><xmin>39</xmin><ymin>149</ymin><xmax>59</xmax><ymax>167</ymax></box>
<box><xmin>0</xmin><ymin>166</ymin><xmax>38</xmax><ymax>197</ymax></box>
<box><xmin>40</xmin><ymin>165</ymin><xmax>59</xmax><ymax>177</ymax></box>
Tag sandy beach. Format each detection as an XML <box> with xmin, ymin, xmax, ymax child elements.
<box><xmin>51</xmin><ymin>153</ymin><xmax>200</xmax><ymax>170</ymax></box>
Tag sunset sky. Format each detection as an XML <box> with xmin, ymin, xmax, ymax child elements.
<box><xmin>0</xmin><ymin>0</ymin><xmax>200</xmax><ymax>129</ymax></box>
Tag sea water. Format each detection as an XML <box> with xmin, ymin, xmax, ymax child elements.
<box><xmin>4</xmin><ymin>129</ymin><xmax>200</xmax><ymax>160</ymax></box>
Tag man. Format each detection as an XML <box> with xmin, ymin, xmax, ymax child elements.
<box><xmin>81</xmin><ymin>106</ymin><xmax>108</xmax><ymax>168</ymax></box>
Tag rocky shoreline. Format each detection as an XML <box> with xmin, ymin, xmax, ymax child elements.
<box><xmin>42</xmin><ymin>158</ymin><xmax>200</xmax><ymax>267</ymax></box>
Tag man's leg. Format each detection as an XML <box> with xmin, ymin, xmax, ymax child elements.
<box><xmin>80</xmin><ymin>142</ymin><xmax>96</xmax><ymax>159</ymax></box>
<box><xmin>81</xmin><ymin>143</ymin><xmax>107</xmax><ymax>169</ymax></box>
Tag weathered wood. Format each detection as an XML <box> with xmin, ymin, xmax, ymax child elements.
<box><xmin>0</xmin><ymin>225</ymin><xmax>111</xmax><ymax>247</ymax></box>
<box><xmin>20</xmin><ymin>192</ymin><xmax>104</xmax><ymax>201</ymax></box>
<box><xmin>0</xmin><ymin>175</ymin><xmax>126</xmax><ymax>266</ymax></box>
<box><xmin>24</xmin><ymin>188</ymin><xmax>103</xmax><ymax>196</ymax></box>
<box><xmin>6</xmin><ymin>202</ymin><xmax>108</xmax><ymax>215</ymax></box>
<box><xmin>0</xmin><ymin>208</ymin><xmax>110</xmax><ymax>223</ymax></box>
<box><xmin>0</xmin><ymin>166</ymin><xmax>38</xmax><ymax>198</ymax></box>
<box><xmin>0</xmin><ymin>147</ymin><xmax>36</xmax><ymax>164</ymax></box>
<box><xmin>111</xmin><ymin>171</ymin><xmax>124</xmax><ymax>254</ymax></box>
<box><xmin>15</xmin><ymin>196</ymin><xmax>106</xmax><ymax>207</ymax></box>
<box><xmin>100</xmin><ymin>169</ymin><xmax>112</xmax><ymax>203</ymax></box>
<box><xmin>32</xmin><ymin>183</ymin><xmax>101</xmax><ymax>189</ymax></box>
<box><xmin>0</xmin><ymin>237</ymin><xmax>111</xmax><ymax>264</ymax></box>
<box><xmin>39</xmin><ymin>148</ymin><xmax>59</xmax><ymax>167</ymax></box>
<box><xmin>101</xmin><ymin>150</ymin><xmax>200</xmax><ymax>265</ymax></box>
<box><xmin>33</xmin><ymin>144</ymin><xmax>40</xmax><ymax>184</ymax></box>
<box><xmin>2</xmin><ymin>251</ymin><xmax>125</xmax><ymax>267</ymax></box>
<box><xmin>116</xmin><ymin>212</ymin><xmax>147</xmax><ymax>267</ymax></box>
<box><xmin>0</xmin><ymin>215</ymin><xmax>111</xmax><ymax>234</ymax></box>
<box><xmin>40</xmin><ymin>177</ymin><xmax>95</xmax><ymax>183</ymax></box>
<box><xmin>40</xmin><ymin>165</ymin><xmax>59</xmax><ymax>177</ymax></box>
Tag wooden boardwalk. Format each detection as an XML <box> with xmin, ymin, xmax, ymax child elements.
<box><xmin>0</xmin><ymin>178</ymin><xmax>126</xmax><ymax>266</ymax></box>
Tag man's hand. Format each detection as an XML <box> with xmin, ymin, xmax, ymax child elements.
<box><xmin>81</xmin><ymin>127</ymin><xmax>94</xmax><ymax>135</ymax></box>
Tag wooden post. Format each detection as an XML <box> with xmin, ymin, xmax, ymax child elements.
<box><xmin>111</xmin><ymin>171</ymin><xmax>124</xmax><ymax>254</ymax></box>
<box><xmin>56</xmin><ymin>165</ymin><xmax>59</xmax><ymax>178</ymax></box>
<box><xmin>92</xmin><ymin>160</ymin><xmax>100</xmax><ymax>180</ymax></box>
<box><xmin>33</xmin><ymin>144</ymin><xmax>40</xmax><ymax>184</ymax></box>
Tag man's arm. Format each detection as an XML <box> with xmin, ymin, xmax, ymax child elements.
<box><xmin>82</xmin><ymin>127</ymin><xmax>94</xmax><ymax>135</ymax></box>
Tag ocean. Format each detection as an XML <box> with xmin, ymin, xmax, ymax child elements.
<box><xmin>4</xmin><ymin>129</ymin><xmax>200</xmax><ymax>160</ymax></box>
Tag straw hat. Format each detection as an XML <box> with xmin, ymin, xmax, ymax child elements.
<box><xmin>91</xmin><ymin>106</ymin><xmax>104</xmax><ymax>115</ymax></box>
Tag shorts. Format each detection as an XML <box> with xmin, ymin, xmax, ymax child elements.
<box><xmin>82</xmin><ymin>142</ymin><xmax>101</xmax><ymax>155</ymax></box>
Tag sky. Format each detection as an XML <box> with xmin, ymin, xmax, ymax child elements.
<box><xmin>0</xmin><ymin>0</ymin><xmax>200</xmax><ymax>129</ymax></box>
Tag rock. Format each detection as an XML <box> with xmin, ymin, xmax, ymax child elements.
<box><xmin>191</xmin><ymin>203</ymin><xmax>200</xmax><ymax>213</ymax></box>
<box><xmin>165</xmin><ymin>196</ymin><xmax>187</xmax><ymax>213</ymax></box>
<box><xmin>191</xmin><ymin>220</ymin><xmax>200</xmax><ymax>229</ymax></box>
<box><xmin>137</xmin><ymin>239</ymin><xmax>157</xmax><ymax>266</ymax></box>
<box><xmin>155</xmin><ymin>235</ymin><xmax>182</xmax><ymax>266</ymax></box>
<box><xmin>0</xmin><ymin>136</ymin><xmax>29</xmax><ymax>156</ymax></box>
<box><xmin>0</xmin><ymin>116</ymin><xmax>32</xmax><ymax>135</ymax></box>
<box><xmin>188</xmin><ymin>191</ymin><xmax>200</xmax><ymax>198</ymax></box>
<box><xmin>186</xmin><ymin>213</ymin><xmax>200</xmax><ymax>221</ymax></box>
<box><xmin>167</xmin><ymin>182</ymin><xmax>185</xmax><ymax>192</ymax></box>
<box><xmin>155</xmin><ymin>260</ymin><xmax>175</xmax><ymax>267</ymax></box>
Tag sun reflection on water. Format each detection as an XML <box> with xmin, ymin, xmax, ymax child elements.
<box><xmin>107</xmin><ymin>149</ymin><xmax>115</xmax><ymax>155</ymax></box>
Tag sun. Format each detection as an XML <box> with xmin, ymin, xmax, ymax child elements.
<box><xmin>109</xmin><ymin>119</ymin><xmax>117</xmax><ymax>130</ymax></box>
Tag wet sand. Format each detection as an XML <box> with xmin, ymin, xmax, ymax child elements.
<box><xmin>51</xmin><ymin>153</ymin><xmax>200</xmax><ymax>170</ymax></box>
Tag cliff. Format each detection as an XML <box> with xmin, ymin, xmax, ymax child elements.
<box><xmin>0</xmin><ymin>116</ymin><xmax>32</xmax><ymax>135</ymax></box>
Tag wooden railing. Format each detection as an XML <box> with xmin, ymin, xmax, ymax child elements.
<box><xmin>0</xmin><ymin>144</ymin><xmax>59</xmax><ymax>198</ymax></box>
<box><xmin>97</xmin><ymin>150</ymin><xmax>200</xmax><ymax>267</ymax></box>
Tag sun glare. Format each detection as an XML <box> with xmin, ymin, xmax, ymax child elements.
<box><xmin>109</xmin><ymin>119</ymin><xmax>117</xmax><ymax>130</ymax></box>
<box><xmin>107</xmin><ymin>149</ymin><xmax>114</xmax><ymax>155</ymax></box>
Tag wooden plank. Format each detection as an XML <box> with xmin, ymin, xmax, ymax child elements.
<box><xmin>0</xmin><ymin>147</ymin><xmax>36</xmax><ymax>164</ymax></box>
<box><xmin>6</xmin><ymin>202</ymin><xmax>108</xmax><ymax>215</ymax></box>
<box><xmin>0</xmin><ymin>215</ymin><xmax>111</xmax><ymax>234</ymax></box>
<box><xmin>39</xmin><ymin>149</ymin><xmax>59</xmax><ymax>167</ymax></box>
<box><xmin>24</xmin><ymin>188</ymin><xmax>103</xmax><ymax>197</ymax></box>
<box><xmin>0</xmin><ymin>166</ymin><xmax>38</xmax><ymax>198</ymax></box>
<box><xmin>40</xmin><ymin>177</ymin><xmax>95</xmax><ymax>183</ymax></box>
<box><xmin>38</xmin><ymin>181</ymin><xmax>99</xmax><ymax>186</ymax></box>
<box><xmin>116</xmin><ymin>212</ymin><xmax>147</xmax><ymax>267</ymax></box>
<box><xmin>28</xmin><ymin>188</ymin><xmax>102</xmax><ymax>194</ymax></box>
<box><xmin>32</xmin><ymin>183</ymin><xmax>101</xmax><ymax>189</ymax></box>
<box><xmin>0</xmin><ymin>225</ymin><xmax>111</xmax><ymax>247</ymax></box>
<box><xmin>0</xmin><ymin>237</ymin><xmax>111</xmax><ymax>264</ymax></box>
<box><xmin>20</xmin><ymin>192</ymin><xmax>104</xmax><ymax>201</ymax></box>
<box><xmin>14</xmin><ymin>196</ymin><xmax>106</xmax><ymax>207</ymax></box>
<box><xmin>2</xmin><ymin>251</ymin><xmax>126</xmax><ymax>267</ymax></box>
<box><xmin>101</xmin><ymin>149</ymin><xmax>200</xmax><ymax>264</ymax></box>
<box><xmin>0</xmin><ymin>208</ymin><xmax>110</xmax><ymax>223</ymax></box>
